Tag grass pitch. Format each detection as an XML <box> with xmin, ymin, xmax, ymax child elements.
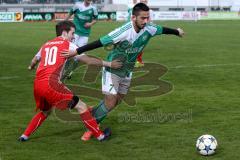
<box><xmin>0</xmin><ymin>20</ymin><xmax>240</xmax><ymax>160</ymax></box>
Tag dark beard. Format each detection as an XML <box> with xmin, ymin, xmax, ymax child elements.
<box><xmin>136</xmin><ymin>23</ymin><xmax>145</xmax><ymax>32</ymax></box>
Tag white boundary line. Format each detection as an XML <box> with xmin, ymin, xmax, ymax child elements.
<box><xmin>169</xmin><ymin>63</ymin><xmax>240</xmax><ymax>69</ymax></box>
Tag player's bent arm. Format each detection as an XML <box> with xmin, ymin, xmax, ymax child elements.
<box><xmin>65</xmin><ymin>6</ymin><xmax>75</xmax><ymax>21</ymax></box>
<box><xmin>65</xmin><ymin>14</ymin><xmax>72</xmax><ymax>21</ymax></box>
<box><xmin>90</xmin><ymin>19</ymin><xmax>97</xmax><ymax>26</ymax></box>
<box><xmin>75</xmin><ymin>54</ymin><xmax>122</xmax><ymax>69</ymax></box>
<box><xmin>28</xmin><ymin>56</ymin><xmax>40</xmax><ymax>70</ymax></box>
<box><xmin>91</xmin><ymin>7</ymin><xmax>98</xmax><ymax>27</ymax></box>
<box><xmin>85</xmin><ymin>19</ymin><xmax>97</xmax><ymax>28</ymax></box>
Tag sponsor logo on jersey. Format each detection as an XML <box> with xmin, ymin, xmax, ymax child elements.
<box><xmin>126</xmin><ymin>45</ymin><xmax>144</xmax><ymax>54</ymax></box>
<box><xmin>77</xmin><ymin>14</ymin><xmax>91</xmax><ymax>20</ymax></box>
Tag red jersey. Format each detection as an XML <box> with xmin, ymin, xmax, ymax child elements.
<box><xmin>33</xmin><ymin>37</ymin><xmax>77</xmax><ymax>110</ymax></box>
<box><xmin>36</xmin><ymin>36</ymin><xmax>70</xmax><ymax>81</ymax></box>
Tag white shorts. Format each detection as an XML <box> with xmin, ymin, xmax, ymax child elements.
<box><xmin>102</xmin><ymin>68</ymin><xmax>132</xmax><ymax>95</ymax></box>
<box><xmin>73</xmin><ymin>34</ymin><xmax>89</xmax><ymax>47</ymax></box>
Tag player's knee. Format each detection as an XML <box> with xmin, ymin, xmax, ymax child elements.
<box><xmin>68</xmin><ymin>96</ymin><xmax>88</xmax><ymax>113</ymax></box>
<box><xmin>68</xmin><ymin>96</ymin><xmax>79</xmax><ymax>109</ymax></box>
<box><xmin>42</xmin><ymin>110</ymin><xmax>51</xmax><ymax>116</ymax></box>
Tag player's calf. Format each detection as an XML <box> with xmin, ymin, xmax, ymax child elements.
<box><xmin>18</xmin><ymin>111</ymin><xmax>49</xmax><ymax>142</ymax></box>
<box><xmin>69</xmin><ymin>96</ymin><xmax>111</xmax><ymax>141</ymax></box>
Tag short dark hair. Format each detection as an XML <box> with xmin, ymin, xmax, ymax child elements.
<box><xmin>56</xmin><ymin>21</ymin><xmax>75</xmax><ymax>36</ymax></box>
<box><xmin>132</xmin><ymin>2</ymin><xmax>149</xmax><ymax>16</ymax></box>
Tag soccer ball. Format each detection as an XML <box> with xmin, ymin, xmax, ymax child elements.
<box><xmin>196</xmin><ymin>134</ymin><xmax>218</xmax><ymax>156</ymax></box>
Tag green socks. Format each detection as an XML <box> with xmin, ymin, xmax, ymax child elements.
<box><xmin>92</xmin><ymin>101</ymin><xmax>109</xmax><ymax>123</ymax></box>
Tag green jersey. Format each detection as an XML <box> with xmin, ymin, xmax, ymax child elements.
<box><xmin>69</xmin><ymin>2</ymin><xmax>98</xmax><ymax>37</ymax></box>
<box><xmin>100</xmin><ymin>21</ymin><xmax>163</xmax><ymax>77</ymax></box>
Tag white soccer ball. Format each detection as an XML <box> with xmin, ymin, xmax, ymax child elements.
<box><xmin>196</xmin><ymin>134</ymin><xmax>218</xmax><ymax>156</ymax></box>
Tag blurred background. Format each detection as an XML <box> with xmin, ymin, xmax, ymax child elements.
<box><xmin>1</xmin><ymin>0</ymin><xmax>240</xmax><ymax>11</ymax></box>
<box><xmin>1</xmin><ymin>0</ymin><xmax>240</xmax><ymax>22</ymax></box>
<box><xmin>1</xmin><ymin>1</ymin><xmax>240</xmax><ymax>160</ymax></box>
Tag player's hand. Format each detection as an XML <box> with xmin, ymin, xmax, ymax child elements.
<box><xmin>28</xmin><ymin>65</ymin><xmax>36</xmax><ymax>70</ymax></box>
<box><xmin>61</xmin><ymin>49</ymin><xmax>77</xmax><ymax>58</ymax></box>
<box><xmin>28</xmin><ymin>65</ymin><xmax>33</xmax><ymax>70</ymax></box>
<box><xmin>177</xmin><ymin>28</ymin><xmax>184</xmax><ymax>37</ymax></box>
<box><xmin>84</xmin><ymin>22</ymin><xmax>92</xmax><ymax>28</ymax></box>
<box><xmin>110</xmin><ymin>59</ymin><xmax>123</xmax><ymax>69</ymax></box>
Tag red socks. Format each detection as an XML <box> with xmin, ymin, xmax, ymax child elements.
<box><xmin>23</xmin><ymin>111</ymin><xmax>47</xmax><ymax>137</ymax></box>
<box><xmin>137</xmin><ymin>51</ymin><xmax>144</xmax><ymax>64</ymax></box>
<box><xmin>22</xmin><ymin>110</ymin><xmax>103</xmax><ymax>140</ymax></box>
<box><xmin>80</xmin><ymin>110</ymin><xmax>103</xmax><ymax>138</ymax></box>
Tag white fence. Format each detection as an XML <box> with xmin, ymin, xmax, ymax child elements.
<box><xmin>116</xmin><ymin>11</ymin><xmax>240</xmax><ymax>21</ymax></box>
<box><xmin>113</xmin><ymin>0</ymin><xmax>238</xmax><ymax>7</ymax></box>
<box><xmin>116</xmin><ymin>11</ymin><xmax>200</xmax><ymax>21</ymax></box>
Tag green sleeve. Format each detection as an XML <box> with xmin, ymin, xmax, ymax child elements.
<box><xmin>100</xmin><ymin>35</ymin><xmax>113</xmax><ymax>46</ymax></box>
<box><xmin>100</xmin><ymin>23</ymin><xmax>130</xmax><ymax>45</ymax></box>
<box><xmin>155</xmin><ymin>25</ymin><xmax>163</xmax><ymax>35</ymax></box>
<box><xmin>146</xmin><ymin>23</ymin><xmax>163</xmax><ymax>36</ymax></box>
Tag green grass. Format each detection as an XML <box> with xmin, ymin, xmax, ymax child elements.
<box><xmin>1</xmin><ymin>20</ymin><xmax>240</xmax><ymax>160</ymax></box>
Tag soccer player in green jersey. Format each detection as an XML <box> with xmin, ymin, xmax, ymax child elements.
<box><xmin>64</xmin><ymin>0</ymin><xmax>98</xmax><ymax>79</ymax></box>
<box><xmin>65</xmin><ymin>0</ymin><xmax>98</xmax><ymax>47</ymax></box>
<box><xmin>62</xmin><ymin>3</ymin><xmax>184</xmax><ymax>141</ymax></box>
<box><xmin>127</xmin><ymin>0</ymin><xmax>138</xmax><ymax>22</ymax></box>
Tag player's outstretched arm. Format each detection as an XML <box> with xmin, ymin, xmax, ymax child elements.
<box><xmin>75</xmin><ymin>54</ymin><xmax>122</xmax><ymax>69</ymax></box>
<box><xmin>61</xmin><ymin>39</ymin><xmax>103</xmax><ymax>58</ymax></box>
<box><xmin>162</xmin><ymin>27</ymin><xmax>185</xmax><ymax>37</ymax></box>
<box><xmin>28</xmin><ymin>56</ymin><xmax>40</xmax><ymax>70</ymax></box>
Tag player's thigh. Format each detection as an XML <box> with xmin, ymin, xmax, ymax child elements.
<box><xmin>46</xmin><ymin>83</ymin><xmax>74</xmax><ymax>110</ymax></box>
<box><xmin>102</xmin><ymin>69</ymin><xmax>120</xmax><ymax>95</ymax></box>
<box><xmin>34</xmin><ymin>82</ymin><xmax>52</xmax><ymax>111</ymax></box>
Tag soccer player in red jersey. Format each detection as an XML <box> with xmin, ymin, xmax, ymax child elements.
<box><xmin>19</xmin><ymin>21</ymin><xmax>122</xmax><ymax>142</ymax></box>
